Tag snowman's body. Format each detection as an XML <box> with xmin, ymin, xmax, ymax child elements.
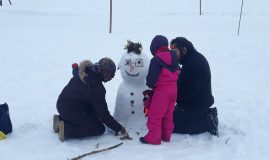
<box><xmin>114</xmin><ymin>49</ymin><xmax>150</xmax><ymax>130</ymax></box>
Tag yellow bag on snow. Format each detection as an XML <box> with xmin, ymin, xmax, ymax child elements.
<box><xmin>0</xmin><ymin>131</ymin><xmax>7</xmax><ymax>140</ymax></box>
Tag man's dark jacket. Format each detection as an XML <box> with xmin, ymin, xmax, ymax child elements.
<box><xmin>57</xmin><ymin>61</ymin><xmax>122</xmax><ymax>133</ymax></box>
<box><xmin>177</xmin><ymin>50</ymin><xmax>214</xmax><ymax>112</ymax></box>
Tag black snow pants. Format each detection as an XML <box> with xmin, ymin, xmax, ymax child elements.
<box><xmin>173</xmin><ymin>105</ymin><xmax>210</xmax><ymax>134</ymax></box>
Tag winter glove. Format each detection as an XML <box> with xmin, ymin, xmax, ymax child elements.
<box><xmin>143</xmin><ymin>89</ymin><xmax>153</xmax><ymax>117</ymax></box>
<box><xmin>115</xmin><ymin>127</ymin><xmax>132</xmax><ymax>140</ymax></box>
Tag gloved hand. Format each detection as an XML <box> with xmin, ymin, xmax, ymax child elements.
<box><xmin>115</xmin><ymin>127</ymin><xmax>126</xmax><ymax>136</ymax></box>
<box><xmin>115</xmin><ymin>127</ymin><xmax>132</xmax><ymax>140</ymax></box>
<box><xmin>143</xmin><ymin>89</ymin><xmax>153</xmax><ymax>117</ymax></box>
<box><xmin>144</xmin><ymin>107</ymin><xmax>149</xmax><ymax>117</ymax></box>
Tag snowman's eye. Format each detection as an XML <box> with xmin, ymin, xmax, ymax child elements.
<box><xmin>135</xmin><ymin>59</ymin><xmax>143</xmax><ymax>67</ymax></box>
<box><xmin>125</xmin><ymin>60</ymin><xmax>131</xmax><ymax>66</ymax></box>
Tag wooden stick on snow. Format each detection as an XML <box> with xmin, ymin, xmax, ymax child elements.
<box><xmin>70</xmin><ymin>142</ymin><xmax>123</xmax><ymax>160</ymax></box>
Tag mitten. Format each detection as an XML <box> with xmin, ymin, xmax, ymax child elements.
<box><xmin>115</xmin><ymin>127</ymin><xmax>126</xmax><ymax>136</ymax></box>
<box><xmin>115</xmin><ymin>127</ymin><xmax>132</xmax><ymax>140</ymax></box>
<box><xmin>143</xmin><ymin>90</ymin><xmax>153</xmax><ymax>117</ymax></box>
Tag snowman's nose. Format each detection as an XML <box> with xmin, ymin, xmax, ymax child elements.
<box><xmin>130</xmin><ymin>65</ymin><xmax>134</xmax><ymax>72</ymax></box>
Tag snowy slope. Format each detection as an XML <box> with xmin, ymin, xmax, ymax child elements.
<box><xmin>1</xmin><ymin>0</ymin><xmax>270</xmax><ymax>159</ymax></box>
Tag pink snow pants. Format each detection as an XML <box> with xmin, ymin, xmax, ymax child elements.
<box><xmin>144</xmin><ymin>85</ymin><xmax>177</xmax><ymax>145</ymax></box>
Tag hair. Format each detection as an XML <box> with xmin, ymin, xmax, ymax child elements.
<box><xmin>170</xmin><ymin>37</ymin><xmax>197</xmax><ymax>54</ymax></box>
<box><xmin>124</xmin><ymin>40</ymin><xmax>142</xmax><ymax>55</ymax></box>
<box><xmin>98</xmin><ymin>57</ymin><xmax>116</xmax><ymax>72</ymax></box>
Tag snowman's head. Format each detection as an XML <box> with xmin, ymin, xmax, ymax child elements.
<box><xmin>118</xmin><ymin>40</ymin><xmax>150</xmax><ymax>83</ymax></box>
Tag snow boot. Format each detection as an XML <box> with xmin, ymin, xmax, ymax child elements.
<box><xmin>53</xmin><ymin>114</ymin><xmax>60</xmax><ymax>133</ymax></box>
<box><xmin>139</xmin><ymin>137</ymin><xmax>148</xmax><ymax>144</ymax></box>
<box><xmin>206</xmin><ymin>107</ymin><xmax>219</xmax><ymax>136</ymax></box>
<box><xmin>58</xmin><ymin>121</ymin><xmax>65</xmax><ymax>142</ymax></box>
<box><xmin>210</xmin><ymin>107</ymin><xmax>218</xmax><ymax>128</ymax></box>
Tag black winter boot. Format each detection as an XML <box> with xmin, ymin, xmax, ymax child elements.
<box><xmin>206</xmin><ymin>107</ymin><xmax>219</xmax><ymax>136</ymax></box>
<box><xmin>139</xmin><ymin>137</ymin><xmax>148</xmax><ymax>144</ymax></box>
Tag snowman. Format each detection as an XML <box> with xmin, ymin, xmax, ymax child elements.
<box><xmin>114</xmin><ymin>40</ymin><xmax>150</xmax><ymax>131</ymax></box>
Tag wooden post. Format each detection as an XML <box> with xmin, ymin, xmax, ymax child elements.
<box><xmin>237</xmin><ymin>0</ymin><xmax>244</xmax><ymax>35</ymax></box>
<box><xmin>70</xmin><ymin>143</ymin><xmax>123</xmax><ymax>160</ymax></box>
<box><xmin>0</xmin><ymin>0</ymin><xmax>12</xmax><ymax>6</ymax></box>
<box><xmin>199</xmin><ymin>0</ymin><xmax>202</xmax><ymax>15</ymax></box>
<box><xmin>109</xmin><ymin>0</ymin><xmax>112</xmax><ymax>33</ymax></box>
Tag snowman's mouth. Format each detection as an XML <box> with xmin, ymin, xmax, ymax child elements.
<box><xmin>125</xmin><ymin>71</ymin><xmax>140</xmax><ymax>77</ymax></box>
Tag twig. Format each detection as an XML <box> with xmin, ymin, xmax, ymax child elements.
<box><xmin>225</xmin><ymin>137</ymin><xmax>230</xmax><ymax>144</ymax></box>
<box><xmin>70</xmin><ymin>142</ymin><xmax>123</xmax><ymax>160</ymax></box>
<box><xmin>95</xmin><ymin>143</ymin><xmax>99</xmax><ymax>149</ymax></box>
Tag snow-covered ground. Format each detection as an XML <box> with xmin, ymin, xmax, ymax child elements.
<box><xmin>1</xmin><ymin>0</ymin><xmax>270</xmax><ymax>159</ymax></box>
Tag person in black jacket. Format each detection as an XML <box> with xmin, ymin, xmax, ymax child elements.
<box><xmin>170</xmin><ymin>37</ymin><xmax>219</xmax><ymax>136</ymax></box>
<box><xmin>53</xmin><ymin>58</ymin><xmax>128</xmax><ymax>142</ymax></box>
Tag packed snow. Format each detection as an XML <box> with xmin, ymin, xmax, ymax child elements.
<box><xmin>113</xmin><ymin>44</ymin><xmax>149</xmax><ymax>131</ymax></box>
<box><xmin>1</xmin><ymin>0</ymin><xmax>270</xmax><ymax>159</ymax></box>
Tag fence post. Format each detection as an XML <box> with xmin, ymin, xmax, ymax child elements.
<box><xmin>109</xmin><ymin>0</ymin><xmax>112</xmax><ymax>33</ymax></box>
<box><xmin>200</xmin><ymin>0</ymin><xmax>202</xmax><ymax>15</ymax></box>
<box><xmin>0</xmin><ymin>0</ymin><xmax>12</xmax><ymax>6</ymax></box>
<box><xmin>237</xmin><ymin>0</ymin><xmax>244</xmax><ymax>35</ymax></box>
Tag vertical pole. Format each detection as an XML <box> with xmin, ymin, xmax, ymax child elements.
<box><xmin>237</xmin><ymin>0</ymin><xmax>244</xmax><ymax>35</ymax></box>
<box><xmin>109</xmin><ymin>0</ymin><xmax>112</xmax><ymax>33</ymax></box>
<box><xmin>200</xmin><ymin>0</ymin><xmax>202</xmax><ymax>15</ymax></box>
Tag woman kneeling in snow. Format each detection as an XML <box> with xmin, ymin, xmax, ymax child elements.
<box><xmin>53</xmin><ymin>58</ymin><xmax>128</xmax><ymax>142</ymax></box>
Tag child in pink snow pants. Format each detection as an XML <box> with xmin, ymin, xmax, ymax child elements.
<box><xmin>140</xmin><ymin>35</ymin><xmax>180</xmax><ymax>145</ymax></box>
